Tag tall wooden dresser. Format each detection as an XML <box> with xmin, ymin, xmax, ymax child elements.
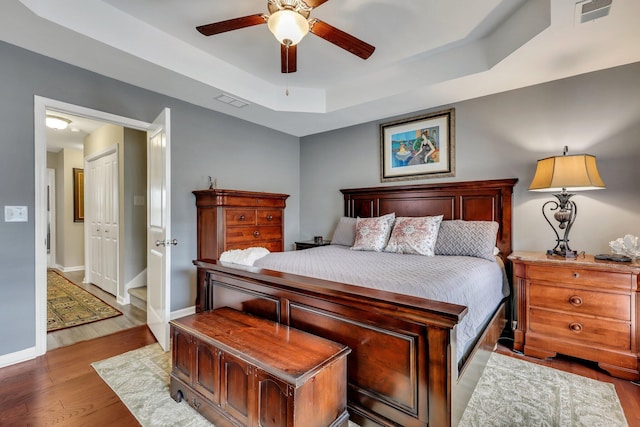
<box><xmin>193</xmin><ymin>189</ymin><xmax>288</xmax><ymax>312</ymax></box>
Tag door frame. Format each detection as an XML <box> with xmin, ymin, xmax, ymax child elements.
<box><xmin>34</xmin><ymin>96</ymin><xmax>169</xmax><ymax>356</ymax></box>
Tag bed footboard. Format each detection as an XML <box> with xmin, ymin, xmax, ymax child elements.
<box><xmin>195</xmin><ymin>260</ymin><xmax>483</xmax><ymax>427</ymax></box>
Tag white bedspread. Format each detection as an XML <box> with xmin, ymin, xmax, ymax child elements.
<box><xmin>253</xmin><ymin>245</ymin><xmax>509</xmax><ymax>362</ymax></box>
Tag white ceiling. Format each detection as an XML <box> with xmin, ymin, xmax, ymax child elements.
<box><xmin>4</xmin><ymin>0</ymin><xmax>640</xmax><ymax>137</ymax></box>
<box><xmin>45</xmin><ymin>111</ymin><xmax>105</xmax><ymax>152</ymax></box>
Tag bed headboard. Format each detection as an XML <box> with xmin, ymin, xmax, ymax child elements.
<box><xmin>341</xmin><ymin>178</ymin><xmax>518</xmax><ymax>262</ymax></box>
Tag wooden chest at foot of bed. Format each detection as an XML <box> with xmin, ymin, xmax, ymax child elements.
<box><xmin>169</xmin><ymin>308</ymin><xmax>351</xmax><ymax>427</ymax></box>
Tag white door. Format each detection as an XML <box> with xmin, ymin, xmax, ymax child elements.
<box><xmin>147</xmin><ymin>108</ymin><xmax>171</xmax><ymax>351</ymax></box>
<box><xmin>86</xmin><ymin>149</ymin><xmax>118</xmax><ymax>295</ymax></box>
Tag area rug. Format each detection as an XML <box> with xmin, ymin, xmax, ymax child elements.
<box><xmin>93</xmin><ymin>344</ymin><xmax>628</xmax><ymax>427</ymax></box>
<box><xmin>459</xmin><ymin>352</ymin><xmax>628</xmax><ymax>427</ymax></box>
<box><xmin>47</xmin><ymin>269</ymin><xmax>122</xmax><ymax>332</ymax></box>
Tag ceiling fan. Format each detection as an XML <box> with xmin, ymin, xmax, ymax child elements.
<box><xmin>196</xmin><ymin>0</ymin><xmax>375</xmax><ymax>73</ymax></box>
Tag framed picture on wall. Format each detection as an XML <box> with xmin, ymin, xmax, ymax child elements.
<box><xmin>380</xmin><ymin>108</ymin><xmax>455</xmax><ymax>182</ymax></box>
<box><xmin>73</xmin><ymin>168</ymin><xmax>84</xmax><ymax>222</ymax></box>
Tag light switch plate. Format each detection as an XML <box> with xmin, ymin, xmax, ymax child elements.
<box><xmin>5</xmin><ymin>206</ymin><xmax>28</xmax><ymax>222</ymax></box>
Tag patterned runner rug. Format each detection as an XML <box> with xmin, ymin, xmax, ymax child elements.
<box><xmin>47</xmin><ymin>269</ymin><xmax>122</xmax><ymax>332</ymax></box>
<box><xmin>92</xmin><ymin>344</ymin><xmax>628</xmax><ymax>427</ymax></box>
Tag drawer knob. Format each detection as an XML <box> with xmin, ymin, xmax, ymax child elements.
<box><xmin>572</xmin><ymin>272</ymin><xmax>579</xmax><ymax>278</ymax></box>
<box><xmin>253</xmin><ymin>230</ymin><xmax>260</xmax><ymax>238</ymax></box>
<box><xmin>569</xmin><ymin>296</ymin><xmax>583</xmax><ymax>306</ymax></box>
<box><xmin>266</xmin><ymin>214</ymin><xmax>273</xmax><ymax>221</ymax></box>
<box><xmin>569</xmin><ymin>322</ymin><xmax>583</xmax><ymax>333</ymax></box>
<box><xmin>238</xmin><ymin>215</ymin><xmax>245</xmax><ymax>221</ymax></box>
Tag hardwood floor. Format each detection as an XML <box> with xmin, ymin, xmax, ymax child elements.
<box><xmin>47</xmin><ymin>270</ymin><xmax>146</xmax><ymax>350</ymax></box>
<box><xmin>0</xmin><ymin>325</ymin><xmax>156</xmax><ymax>426</ymax></box>
<box><xmin>0</xmin><ymin>326</ymin><xmax>637</xmax><ymax>426</ymax></box>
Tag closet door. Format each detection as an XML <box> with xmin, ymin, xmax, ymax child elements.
<box><xmin>87</xmin><ymin>149</ymin><xmax>118</xmax><ymax>295</ymax></box>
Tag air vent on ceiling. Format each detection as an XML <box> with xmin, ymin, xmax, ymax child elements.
<box><xmin>215</xmin><ymin>93</ymin><xmax>249</xmax><ymax>108</ymax></box>
<box><xmin>575</xmin><ymin>0</ymin><xmax>612</xmax><ymax>24</ymax></box>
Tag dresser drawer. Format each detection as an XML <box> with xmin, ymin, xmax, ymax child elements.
<box><xmin>225</xmin><ymin>226</ymin><xmax>282</xmax><ymax>244</ymax></box>
<box><xmin>225</xmin><ymin>209</ymin><xmax>256</xmax><ymax>225</ymax></box>
<box><xmin>225</xmin><ymin>240</ymin><xmax>283</xmax><ymax>253</ymax></box>
<box><xmin>257</xmin><ymin>209</ymin><xmax>282</xmax><ymax>225</ymax></box>
<box><xmin>226</xmin><ymin>240</ymin><xmax>284</xmax><ymax>252</ymax></box>
<box><xmin>529</xmin><ymin>284</ymin><xmax>630</xmax><ymax>321</ymax></box>
<box><xmin>528</xmin><ymin>265</ymin><xmax>632</xmax><ymax>290</ymax></box>
<box><xmin>529</xmin><ymin>308</ymin><xmax>630</xmax><ymax>351</ymax></box>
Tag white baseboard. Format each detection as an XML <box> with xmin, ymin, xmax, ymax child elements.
<box><xmin>0</xmin><ymin>346</ymin><xmax>37</xmax><ymax>369</ymax></box>
<box><xmin>54</xmin><ymin>265</ymin><xmax>85</xmax><ymax>273</ymax></box>
<box><xmin>171</xmin><ymin>306</ymin><xmax>196</xmax><ymax>320</ymax></box>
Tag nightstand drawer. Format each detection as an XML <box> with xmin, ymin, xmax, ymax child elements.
<box><xmin>529</xmin><ymin>308</ymin><xmax>630</xmax><ymax>351</ymax></box>
<box><xmin>528</xmin><ymin>265</ymin><xmax>632</xmax><ymax>290</ymax></box>
<box><xmin>529</xmin><ymin>284</ymin><xmax>631</xmax><ymax>321</ymax></box>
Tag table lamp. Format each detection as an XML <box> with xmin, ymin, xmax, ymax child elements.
<box><xmin>529</xmin><ymin>146</ymin><xmax>605</xmax><ymax>257</ymax></box>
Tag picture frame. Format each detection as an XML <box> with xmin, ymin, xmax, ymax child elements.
<box><xmin>73</xmin><ymin>168</ymin><xmax>84</xmax><ymax>222</ymax></box>
<box><xmin>380</xmin><ymin>108</ymin><xmax>455</xmax><ymax>182</ymax></box>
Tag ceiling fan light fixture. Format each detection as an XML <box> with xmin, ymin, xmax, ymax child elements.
<box><xmin>267</xmin><ymin>9</ymin><xmax>309</xmax><ymax>45</ymax></box>
<box><xmin>46</xmin><ymin>115</ymin><xmax>71</xmax><ymax>130</ymax></box>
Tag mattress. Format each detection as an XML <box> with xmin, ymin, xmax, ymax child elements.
<box><xmin>252</xmin><ymin>245</ymin><xmax>509</xmax><ymax>362</ymax></box>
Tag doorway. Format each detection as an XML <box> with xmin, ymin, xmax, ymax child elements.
<box><xmin>34</xmin><ymin>96</ymin><xmax>171</xmax><ymax>356</ymax></box>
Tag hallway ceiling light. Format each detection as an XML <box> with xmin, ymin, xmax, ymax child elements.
<box><xmin>46</xmin><ymin>115</ymin><xmax>71</xmax><ymax>130</ymax></box>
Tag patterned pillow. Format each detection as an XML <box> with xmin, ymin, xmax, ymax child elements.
<box><xmin>351</xmin><ymin>213</ymin><xmax>396</xmax><ymax>252</ymax></box>
<box><xmin>434</xmin><ymin>220</ymin><xmax>499</xmax><ymax>261</ymax></box>
<box><xmin>384</xmin><ymin>216</ymin><xmax>443</xmax><ymax>256</ymax></box>
<box><xmin>330</xmin><ymin>217</ymin><xmax>357</xmax><ymax>246</ymax></box>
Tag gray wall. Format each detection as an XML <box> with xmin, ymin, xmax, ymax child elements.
<box><xmin>0</xmin><ymin>40</ymin><xmax>300</xmax><ymax>356</ymax></box>
<box><xmin>300</xmin><ymin>62</ymin><xmax>640</xmax><ymax>256</ymax></box>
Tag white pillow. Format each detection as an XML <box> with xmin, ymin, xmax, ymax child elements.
<box><xmin>350</xmin><ymin>213</ymin><xmax>396</xmax><ymax>252</ymax></box>
<box><xmin>330</xmin><ymin>217</ymin><xmax>357</xmax><ymax>246</ymax></box>
<box><xmin>384</xmin><ymin>216</ymin><xmax>443</xmax><ymax>256</ymax></box>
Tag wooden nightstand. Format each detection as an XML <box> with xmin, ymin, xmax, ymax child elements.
<box><xmin>509</xmin><ymin>251</ymin><xmax>640</xmax><ymax>380</ymax></box>
<box><xmin>294</xmin><ymin>240</ymin><xmax>332</xmax><ymax>250</ymax></box>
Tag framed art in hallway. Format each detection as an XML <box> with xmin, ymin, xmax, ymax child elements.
<box><xmin>73</xmin><ymin>167</ymin><xmax>84</xmax><ymax>222</ymax></box>
<box><xmin>380</xmin><ymin>108</ymin><xmax>455</xmax><ymax>182</ymax></box>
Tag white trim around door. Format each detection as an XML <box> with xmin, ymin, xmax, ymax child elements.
<box><xmin>33</xmin><ymin>96</ymin><xmax>171</xmax><ymax>359</ymax></box>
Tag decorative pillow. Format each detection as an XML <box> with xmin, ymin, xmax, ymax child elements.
<box><xmin>351</xmin><ymin>213</ymin><xmax>396</xmax><ymax>252</ymax></box>
<box><xmin>434</xmin><ymin>220</ymin><xmax>500</xmax><ymax>261</ymax></box>
<box><xmin>384</xmin><ymin>215</ymin><xmax>443</xmax><ymax>256</ymax></box>
<box><xmin>330</xmin><ymin>217</ymin><xmax>357</xmax><ymax>246</ymax></box>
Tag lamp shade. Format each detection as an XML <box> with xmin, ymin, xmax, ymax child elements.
<box><xmin>529</xmin><ymin>154</ymin><xmax>605</xmax><ymax>192</ymax></box>
<box><xmin>267</xmin><ymin>9</ymin><xmax>309</xmax><ymax>45</ymax></box>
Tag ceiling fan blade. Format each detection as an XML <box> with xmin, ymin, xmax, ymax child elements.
<box><xmin>304</xmin><ymin>0</ymin><xmax>331</xmax><ymax>7</ymax></box>
<box><xmin>280</xmin><ymin>43</ymin><xmax>297</xmax><ymax>73</ymax></box>
<box><xmin>309</xmin><ymin>19</ymin><xmax>375</xmax><ymax>59</ymax></box>
<box><xmin>197</xmin><ymin>14</ymin><xmax>266</xmax><ymax>36</ymax></box>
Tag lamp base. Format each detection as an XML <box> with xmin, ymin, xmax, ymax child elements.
<box><xmin>541</xmin><ymin>192</ymin><xmax>578</xmax><ymax>259</ymax></box>
<box><xmin>546</xmin><ymin>248</ymin><xmax>577</xmax><ymax>259</ymax></box>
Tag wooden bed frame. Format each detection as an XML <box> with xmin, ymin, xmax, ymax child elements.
<box><xmin>193</xmin><ymin>178</ymin><xmax>518</xmax><ymax>427</ymax></box>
